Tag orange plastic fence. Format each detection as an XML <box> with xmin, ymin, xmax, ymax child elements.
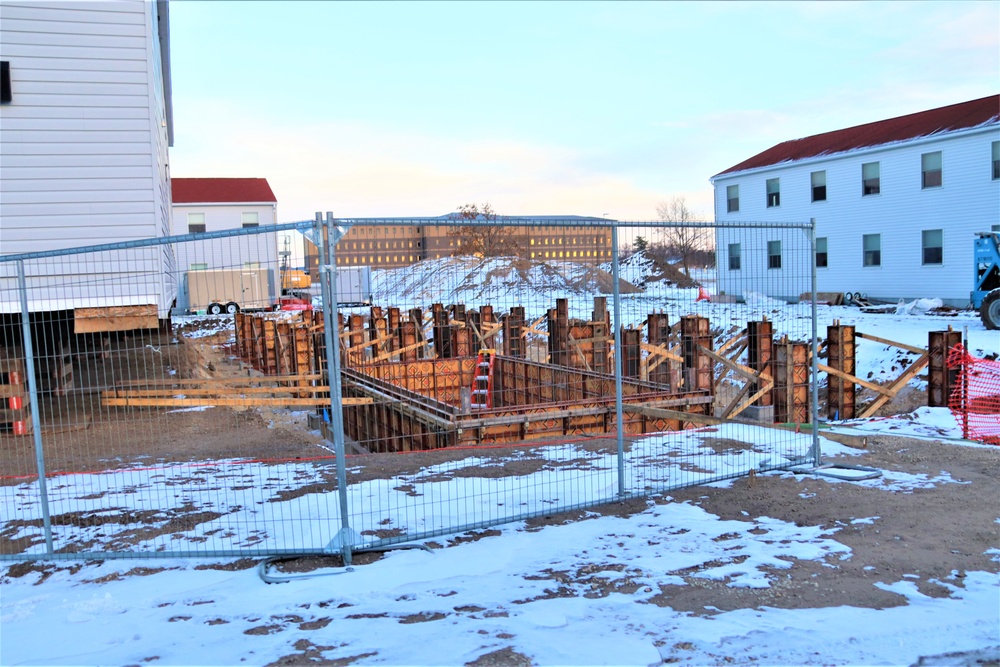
<box><xmin>947</xmin><ymin>345</ymin><xmax>1000</xmax><ymax>445</ymax></box>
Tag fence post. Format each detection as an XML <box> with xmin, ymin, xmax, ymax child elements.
<box><xmin>611</xmin><ymin>223</ymin><xmax>625</xmax><ymax>497</ymax></box>
<box><xmin>320</xmin><ymin>212</ymin><xmax>353</xmax><ymax>565</ymax></box>
<box><xmin>17</xmin><ymin>259</ymin><xmax>54</xmax><ymax>556</ymax></box>
<box><xmin>808</xmin><ymin>220</ymin><xmax>821</xmax><ymax>466</ymax></box>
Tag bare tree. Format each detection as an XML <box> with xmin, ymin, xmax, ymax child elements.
<box><xmin>655</xmin><ymin>196</ymin><xmax>711</xmax><ymax>278</ymax></box>
<box><xmin>448</xmin><ymin>203</ymin><xmax>522</xmax><ymax>257</ymax></box>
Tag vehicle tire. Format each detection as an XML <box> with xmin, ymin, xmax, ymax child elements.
<box><xmin>224</xmin><ymin>302</ymin><xmax>240</xmax><ymax>314</ymax></box>
<box><xmin>843</xmin><ymin>292</ymin><xmax>853</xmax><ymax>304</ymax></box>
<box><xmin>853</xmin><ymin>292</ymin><xmax>863</xmax><ymax>302</ymax></box>
<box><xmin>207</xmin><ymin>303</ymin><xmax>223</xmax><ymax>315</ymax></box>
<box><xmin>981</xmin><ymin>289</ymin><xmax>1000</xmax><ymax>330</ymax></box>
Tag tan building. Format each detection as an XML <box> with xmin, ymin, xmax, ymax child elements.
<box><xmin>306</xmin><ymin>216</ymin><xmax>613</xmax><ymax>276</ymax></box>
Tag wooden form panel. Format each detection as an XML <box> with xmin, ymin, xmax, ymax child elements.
<box><xmin>354</xmin><ymin>358</ymin><xmax>476</xmax><ymax>406</ymax></box>
<box><xmin>928</xmin><ymin>329</ymin><xmax>962</xmax><ymax>408</ymax></box>
<box><xmin>826</xmin><ymin>323</ymin><xmax>855</xmax><ymax>419</ymax></box>
<box><xmin>681</xmin><ymin>315</ymin><xmax>713</xmax><ymax>394</ymax></box>
<box><xmin>747</xmin><ymin>320</ymin><xmax>773</xmax><ymax>407</ymax></box>
<box><xmin>774</xmin><ymin>340</ymin><xmax>809</xmax><ymax>424</ymax></box>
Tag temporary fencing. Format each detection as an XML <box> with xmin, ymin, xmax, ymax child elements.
<box><xmin>0</xmin><ymin>214</ymin><xmax>821</xmax><ymax>563</ymax></box>
<box><xmin>947</xmin><ymin>344</ymin><xmax>1000</xmax><ymax>445</ymax></box>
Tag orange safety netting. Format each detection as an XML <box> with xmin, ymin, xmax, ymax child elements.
<box><xmin>947</xmin><ymin>345</ymin><xmax>1000</xmax><ymax>445</ymax></box>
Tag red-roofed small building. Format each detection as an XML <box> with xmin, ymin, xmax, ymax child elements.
<box><xmin>170</xmin><ymin>178</ymin><xmax>280</xmax><ymax>312</ymax></box>
<box><xmin>710</xmin><ymin>96</ymin><xmax>1000</xmax><ymax>305</ymax></box>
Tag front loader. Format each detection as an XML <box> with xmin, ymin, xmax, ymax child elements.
<box><xmin>972</xmin><ymin>231</ymin><xmax>1000</xmax><ymax>330</ymax></box>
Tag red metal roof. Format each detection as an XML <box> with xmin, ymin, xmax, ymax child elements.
<box><xmin>171</xmin><ymin>178</ymin><xmax>277</xmax><ymax>204</ymax></box>
<box><xmin>714</xmin><ymin>95</ymin><xmax>1000</xmax><ymax>177</ymax></box>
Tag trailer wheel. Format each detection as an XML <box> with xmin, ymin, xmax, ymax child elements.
<box><xmin>225</xmin><ymin>302</ymin><xmax>240</xmax><ymax>315</ymax></box>
<box><xmin>207</xmin><ymin>303</ymin><xmax>223</xmax><ymax>315</ymax></box>
<box><xmin>981</xmin><ymin>289</ymin><xmax>1000</xmax><ymax>330</ymax></box>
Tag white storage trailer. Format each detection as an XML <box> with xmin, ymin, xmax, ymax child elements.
<box><xmin>182</xmin><ymin>268</ymin><xmax>274</xmax><ymax>314</ymax></box>
<box><xmin>336</xmin><ymin>267</ymin><xmax>372</xmax><ymax>306</ymax></box>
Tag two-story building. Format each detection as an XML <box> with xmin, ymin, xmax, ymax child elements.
<box><xmin>710</xmin><ymin>95</ymin><xmax>1000</xmax><ymax>305</ymax></box>
<box><xmin>0</xmin><ymin>0</ymin><xmax>175</xmax><ymax>330</ymax></box>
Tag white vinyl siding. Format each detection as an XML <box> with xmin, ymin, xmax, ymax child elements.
<box><xmin>0</xmin><ymin>0</ymin><xmax>174</xmax><ymax>316</ymax></box>
<box><xmin>712</xmin><ymin>126</ymin><xmax>1000</xmax><ymax>305</ymax></box>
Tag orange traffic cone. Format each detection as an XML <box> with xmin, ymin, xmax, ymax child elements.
<box><xmin>696</xmin><ymin>286</ymin><xmax>711</xmax><ymax>302</ymax></box>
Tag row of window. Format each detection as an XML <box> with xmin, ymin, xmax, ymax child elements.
<box><xmin>726</xmin><ymin>141</ymin><xmax>1000</xmax><ymax>212</ymax></box>
<box><xmin>186</xmin><ymin>211</ymin><xmax>260</xmax><ymax>233</ymax></box>
<box><xmin>725</xmin><ymin>227</ymin><xmax>968</xmax><ymax>270</ymax></box>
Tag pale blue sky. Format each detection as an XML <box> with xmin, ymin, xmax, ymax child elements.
<box><xmin>168</xmin><ymin>1</ymin><xmax>999</xmax><ymax>221</ymax></box>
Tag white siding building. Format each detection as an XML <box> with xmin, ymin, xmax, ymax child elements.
<box><xmin>170</xmin><ymin>178</ymin><xmax>279</xmax><ymax>312</ymax></box>
<box><xmin>0</xmin><ymin>0</ymin><xmax>175</xmax><ymax>326</ymax></box>
<box><xmin>711</xmin><ymin>96</ymin><xmax>1000</xmax><ymax>306</ymax></box>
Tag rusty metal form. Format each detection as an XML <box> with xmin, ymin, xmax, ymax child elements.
<box><xmin>387</xmin><ymin>307</ymin><xmax>401</xmax><ymax>354</ymax></box>
<box><xmin>432</xmin><ymin>306</ymin><xmax>453</xmax><ymax>358</ymax></box>
<box><xmin>503</xmin><ymin>306</ymin><xmax>525</xmax><ymax>358</ymax></box>
<box><xmin>621</xmin><ymin>328</ymin><xmax>641</xmax><ymax>379</ymax></box>
<box><xmin>928</xmin><ymin>328</ymin><xmax>962</xmax><ymax>407</ymax></box>
<box><xmin>340</xmin><ymin>354</ymin><xmax>714</xmax><ymax>453</ymax></box>
<box><xmin>646</xmin><ymin>312</ymin><xmax>673</xmax><ymax>388</ymax></box>
<box><xmin>346</xmin><ymin>313</ymin><xmax>366</xmax><ymax>367</ymax></box>
<box><xmin>407</xmin><ymin>308</ymin><xmax>425</xmax><ymax>359</ymax></box>
<box><xmin>747</xmin><ymin>319</ymin><xmax>774</xmax><ymax>407</ymax></box>
<box><xmin>480</xmin><ymin>305</ymin><xmax>497</xmax><ymax>350</ymax></box>
<box><xmin>368</xmin><ymin>306</ymin><xmax>388</xmax><ymax>359</ymax></box>
<box><xmin>774</xmin><ymin>339</ymin><xmax>810</xmax><ymax>424</ymax></box>
<box><xmin>453</xmin><ymin>324</ymin><xmax>473</xmax><ymax>358</ymax></box>
<box><xmin>826</xmin><ymin>322</ymin><xmax>856</xmax><ymax>419</ymax></box>
<box><xmin>547</xmin><ymin>298</ymin><xmax>570</xmax><ymax>366</ymax></box>
<box><xmin>680</xmin><ymin>315</ymin><xmax>713</xmax><ymax>394</ymax></box>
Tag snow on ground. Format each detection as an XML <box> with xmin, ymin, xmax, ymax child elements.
<box><xmin>1</xmin><ymin>419</ymin><xmax>997</xmax><ymax>667</ymax></box>
<box><xmin>3</xmin><ymin>261</ymin><xmax>997</xmax><ymax>666</ymax></box>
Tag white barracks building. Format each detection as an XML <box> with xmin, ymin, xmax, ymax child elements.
<box><xmin>711</xmin><ymin>95</ymin><xmax>1000</xmax><ymax>306</ymax></box>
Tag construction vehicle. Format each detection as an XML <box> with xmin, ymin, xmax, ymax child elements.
<box><xmin>281</xmin><ymin>269</ymin><xmax>312</xmax><ymax>292</ymax></box>
<box><xmin>973</xmin><ymin>231</ymin><xmax>1000</xmax><ymax>330</ymax></box>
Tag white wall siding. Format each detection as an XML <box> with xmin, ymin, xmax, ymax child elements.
<box><xmin>713</xmin><ymin>127</ymin><xmax>1000</xmax><ymax>305</ymax></box>
<box><xmin>0</xmin><ymin>0</ymin><xmax>175</xmax><ymax>316</ymax></box>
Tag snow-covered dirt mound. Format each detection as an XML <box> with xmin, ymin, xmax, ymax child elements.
<box><xmin>370</xmin><ymin>256</ymin><xmax>642</xmax><ymax>306</ymax></box>
<box><xmin>600</xmin><ymin>249</ymin><xmax>699</xmax><ymax>288</ymax></box>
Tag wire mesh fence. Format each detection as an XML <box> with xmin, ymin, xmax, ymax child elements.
<box><xmin>0</xmin><ymin>215</ymin><xmax>818</xmax><ymax>562</ymax></box>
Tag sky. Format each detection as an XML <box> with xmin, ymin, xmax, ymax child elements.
<box><xmin>166</xmin><ymin>1</ymin><xmax>1000</xmax><ymax>223</ymax></box>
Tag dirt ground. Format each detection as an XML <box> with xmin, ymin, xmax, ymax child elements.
<box><xmin>2</xmin><ymin>321</ymin><xmax>998</xmax><ymax>628</ymax></box>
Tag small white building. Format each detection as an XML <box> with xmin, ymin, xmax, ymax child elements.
<box><xmin>710</xmin><ymin>95</ymin><xmax>1000</xmax><ymax>306</ymax></box>
<box><xmin>0</xmin><ymin>0</ymin><xmax>175</xmax><ymax>329</ymax></box>
<box><xmin>170</xmin><ymin>177</ymin><xmax>279</xmax><ymax>312</ymax></box>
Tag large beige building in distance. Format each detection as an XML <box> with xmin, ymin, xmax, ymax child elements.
<box><xmin>306</xmin><ymin>216</ymin><xmax>614</xmax><ymax>276</ymax></box>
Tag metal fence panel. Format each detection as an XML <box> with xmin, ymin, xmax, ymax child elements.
<box><xmin>0</xmin><ymin>216</ymin><xmax>816</xmax><ymax>562</ymax></box>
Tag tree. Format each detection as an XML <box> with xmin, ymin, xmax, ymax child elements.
<box><xmin>655</xmin><ymin>196</ymin><xmax>711</xmax><ymax>278</ymax></box>
<box><xmin>448</xmin><ymin>203</ymin><xmax>522</xmax><ymax>258</ymax></box>
<box><xmin>633</xmin><ymin>236</ymin><xmax>649</xmax><ymax>252</ymax></box>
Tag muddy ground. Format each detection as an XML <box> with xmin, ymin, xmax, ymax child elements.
<box><xmin>2</xmin><ymin>321</ymin><xmax>998</xmax><ymax>638</ymax></box>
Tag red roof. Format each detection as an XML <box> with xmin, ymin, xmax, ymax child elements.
<box><xmin>715</xmin><ymin>95</ymin><xmax>1000</xmax><ymax>177</ymax></box>
<box><xmin>171</xmin><ymin>178</ymin><xmax>277</xmax><ymax>204</ymax></box>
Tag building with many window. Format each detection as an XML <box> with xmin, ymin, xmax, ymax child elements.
<box><xmin>305</xmin><ymin>216</ymin><xmax>614</xmax><ymax>277</ymax></box>
<box><xmin>710</xmin><ymin>95</ymin><xmax>1000</xmax><ymax>305</ymax></box>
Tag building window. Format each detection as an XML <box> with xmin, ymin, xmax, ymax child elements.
<box><xmin>767</xmin><ymin>240</ymin><xmax>782</xmax><ymax>269</ymax></box>
<box><xmin>728</xmin><ymin>243</ymin><xmax>741</xmax><ymax>270</ymax></box>
<box><xmin>921</xmin><ymin>152</ymin><xmax>942</xmax><ymax>188</ymax></box>
<box><xmin>243</xmin><ymin>262</ymin><xmax>261</xmax><ymax>269</ymax></box>
<box><xmin>816</xmin><ymin>237</ymin><xmax>828</xmax><ymax>268</ymax></box>
<box><xmin>863</xmin><ymin>233</ymin><xmax>881</xmax><ymax>267</ymax></box>
<box><xmin>922</xmin><ymin>229</ymin><xmax>943</xmax><ymax>265</ymax></box>
<box><xmin>992</xmin><ymin>141</ymin><xmax>999</xmax><ymax>180</ymax></box>
<box><xmin>811</xmin><ymin>171</ymin><xmax>826</xmax><ymax>202</ymax></box>
<box><xmin>187</xmin><ymin>212</ymin><xmax>206</xmax><ymax>233</ymax></box>
<box><xmin>189</xmin><ymin>262</ymin><xmax>208</xmax><ymax>270</ymax></box>
<box><xmin>727</xmin><ymin>185</ymin><xmax>739</xmax><ymax>213</ymax></box>
<box><xmin>241</xmin><ymin>212</ymin><xmax>259</xmax><ymax>227</ymax></box>
<box><xmin>766</xmin><ymin>178</ymin><xmax>780</xmax><ymax>207</ymax></box>
<box><xmin>862</xmin><ymin>162</ymin><xmax>880</xmax><ymax>195</ymax></box>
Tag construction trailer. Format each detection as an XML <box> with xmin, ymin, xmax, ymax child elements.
<box><xmin>180</xmin><ymin>267</ymin><xmax>275</xmax><ymax>315</ymax></box>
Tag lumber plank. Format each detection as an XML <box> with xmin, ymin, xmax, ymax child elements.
<box><xmin>75</xmin><ymin>304</ymin><xmax>158</xmax><ymax>334</ymax></box>
<box><xmin>102</xmin><ymin>397</ymin><xmax>372</xmax><ymax>408</ymax></box>
<box><xmin>856</xmin><ymin>332</ymin><xmax>927</xmax><ymax>356</ymax></box>
<box><xmin>818</xmin><ymin>363</ymin><xmax>892</xmax><ymax>396</ymax></box>
<box><xmin>858</xmin><ymin>353</ymin><xmax>929</xmax><ymax>418</ymax></box>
